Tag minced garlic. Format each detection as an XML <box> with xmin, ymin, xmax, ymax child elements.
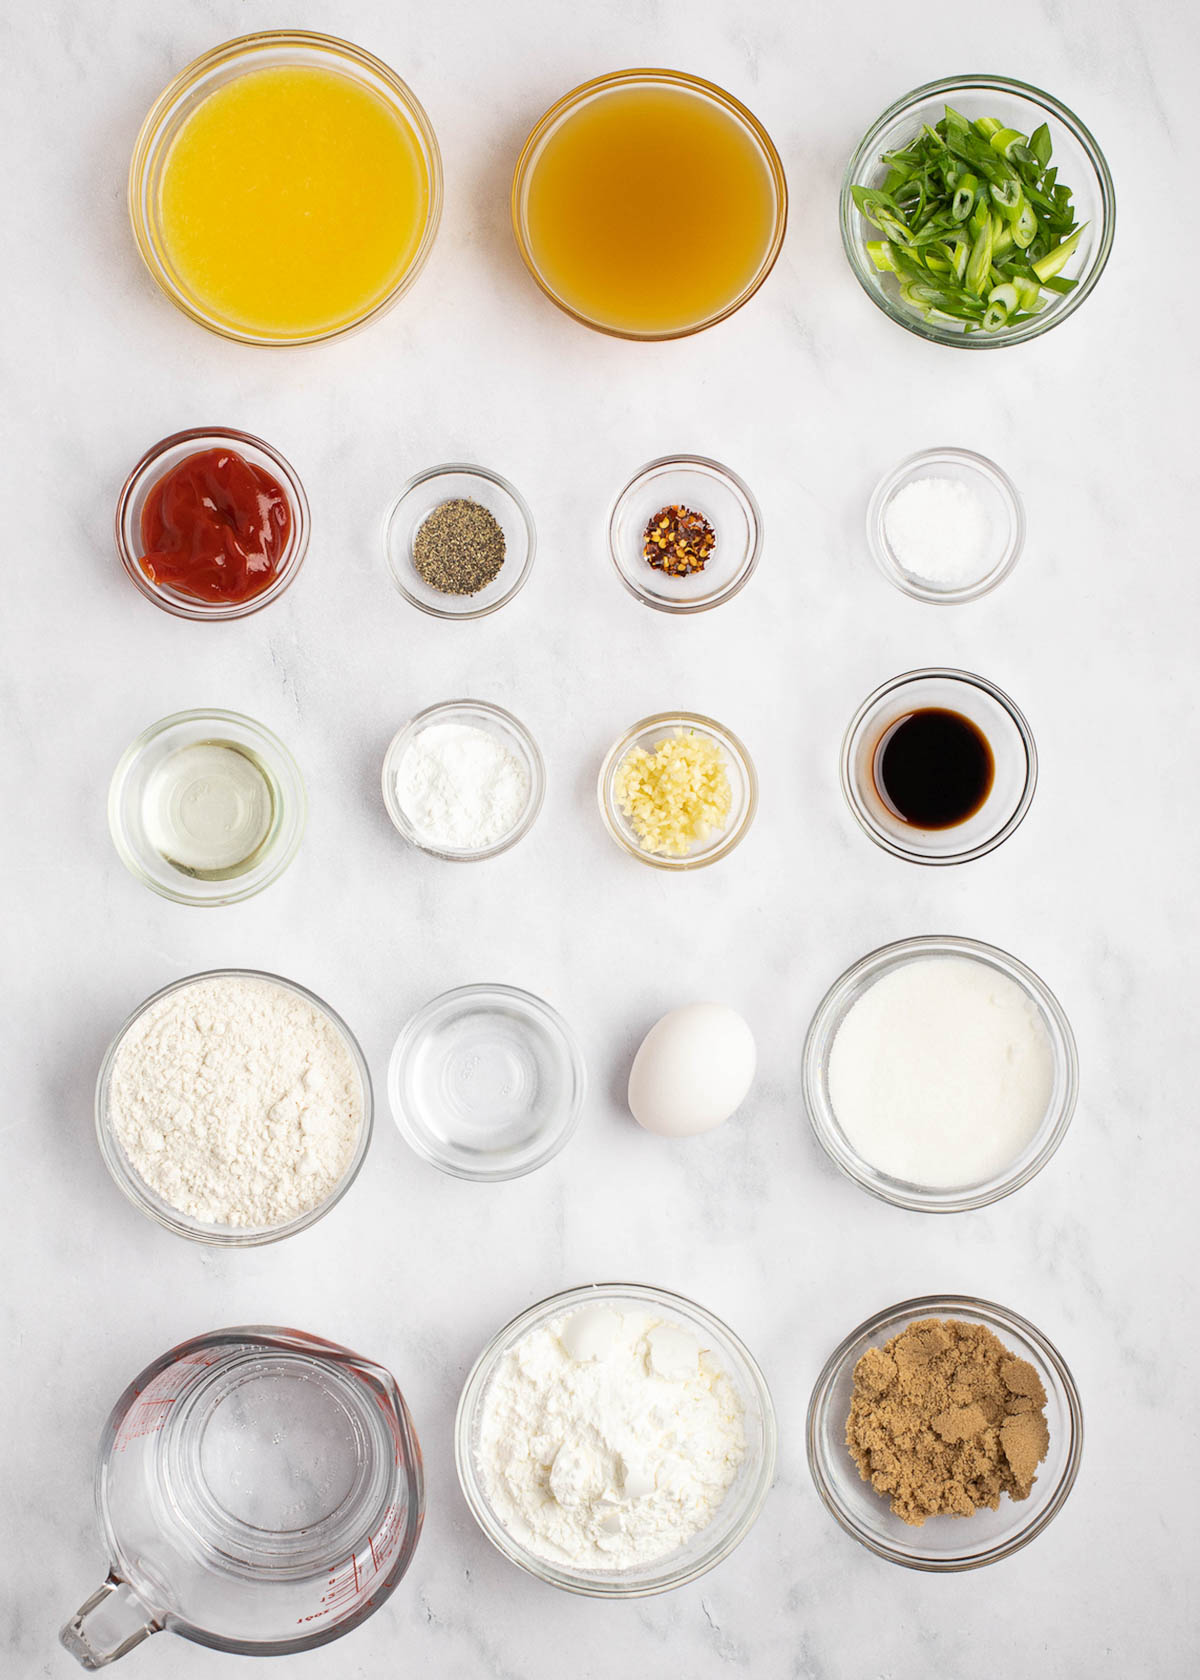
<box><xmin>613</xmin><ymin>729</ymin><xmax>732</xmax><ymax>856</ymax></box>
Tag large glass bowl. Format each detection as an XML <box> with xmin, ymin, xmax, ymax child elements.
<box><xmin>807</xmin><ymin>1295</ymin><xmax>1083</xmax><ymax>1568</ymax></box>
<box><xmin>129</xmin><ymin>30</ymin><xmax>443</xmax><ymax>346</ymax></box>
<box><xmin>841</xmin><ymin>75</ymin><xmax>1114</xmax><ymax>347</ymax></box>
<box><xmin>95</xmin><ymin>970</ymin><xmax>373</xmax><ymax>1246</ymax></box>
<box><xmin>511</xmin><ymin>69</ymin><xmax>787</xmax><ymax>340</ymax></box>
<box><xmin>456</xmin><ymin>1283</ymin><xmax>777</xmax><ymax>1595</ymax></box>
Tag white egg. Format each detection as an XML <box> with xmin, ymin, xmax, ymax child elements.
<box><xmin>627</xmin><ymin>1003</ymin><xmax>756</xmax><ymax>1137</ymax></box>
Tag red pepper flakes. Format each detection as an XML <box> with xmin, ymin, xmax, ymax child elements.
<box><xmin>642</xmin><ymin>504</ymin><xmax>716</xmax><ymax>577</ymax></box>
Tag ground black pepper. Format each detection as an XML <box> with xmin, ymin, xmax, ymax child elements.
<box><xmin>413</xmin><ymin>498</ymin><xmax>506</xmax><ymax>595</ymax></box>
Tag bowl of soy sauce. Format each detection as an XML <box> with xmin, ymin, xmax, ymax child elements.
<box><xmin>840</xmin><ymin>669</ymin><xmax>1037</xmax><ymax>865</ymax></box>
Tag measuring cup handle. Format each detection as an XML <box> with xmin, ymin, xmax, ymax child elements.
<box><xmin>60</xmin><ymin>1574</ymin><xmax>162</xmax><ymax>1669</ymax></box>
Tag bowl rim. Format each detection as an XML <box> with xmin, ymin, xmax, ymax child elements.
<box><xmin>511</xmin><ymin>66</ymin><xmax>788</xmax><ymax>341</ymax></box>
<box><xmin>839</xmin><ymin>73</ymin><xmax>1116</xmax><ymax>349</ymax></box>
<box><xmin>114</xmin><ymin>426</ymin><xmax>311</xmax><ymax>621</ymax></box>
<box><xmin>866</xmin><ymin>446</ymin><xmax>1026</xmax><ymax>604</ymax></box>
<box><xmin>381</xmin><ymin>698</ymin><xmax>547</xmax><ymax>860</ymax></box>
<box><xmin>95</xmin><ymin>968</ymin><xmax>374</xmax><ymax>1246</ymax></box>
<box><xmin>387</xmin><ymin>981</ymin><xmax>588</xmax><ymax>1181</ymax></box>
<box><xmin>801</xmin><ymin>933</ymin><xmax>1079</xmax><ymax>1212</ymax></box>
<box><xmin>454</xmin><ymin>1280</ymin><xmax>778</xmax><ymax>1594</ymax></box>
<box><xmin>806</xmin><ymin>1292</ymin><xmax>1084</xmax><ymax>1569</ymax></box>
<box><xmin>382</xmin><ymin>462</ymin><xmax>537</xmax><ymax>620</ymax></box>
<box><xmin>607</xmin><ymin>454</ymin><xmax>764</xmax><ymax>613</ymax></box>
<box><xmin>107</xmin><ymin>707</ymin><xmax>308</xmax><ymax>906</ymax></box>
<box><xmin>598</xmin><ymin>710</ymin><xmax>758</xmax><ymax>870</ymax></box>
<box><xmin>840</xmin><ymin>666</ymin><xmax>1037</xmax><ymax>865</ymax></box>
<box><xmin>128</xmin><ymin>28</ymin><xmax>444</xmax><ymax>347</ymax></box>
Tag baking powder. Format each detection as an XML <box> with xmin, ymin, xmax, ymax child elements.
<box><xmin>394</xmin><ymin>723</ymin><xmax>530</xmax><ymax>851</ymax></box>
<box><xmin>108</xmin><ymin>975</ymin><xmax>364</xmax><ymax>1228</ymax></box>
<box><xmin>477</xmin><ymin>1304</ymin><xmax>746</xmax><ymax>1570</ymax></box>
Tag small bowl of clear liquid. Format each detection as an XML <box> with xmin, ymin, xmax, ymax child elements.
<box><xmin>108</xmin><ymin>708</ymin><xmax>306</xmax><ymax>905</ymax></box>
<box><xmin>388</xmin><ymin>984</ymin><xmax>587</xmax><ymax>1180</ymax></box>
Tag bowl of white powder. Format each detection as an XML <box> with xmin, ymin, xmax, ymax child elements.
<box><xmin>96</xmin><ymin>970</ymin><xmax>372</xmax><ymax>1245</ymax></box>
<box><xmin>382</xmin><ymin>699</ymin><xmax>545</xmax><ymax>860</ymax></box>
<box><xmin>455</xmin><ymin>1283</ymin><xmax>776</xmax><ymax>1596</ymax></box>
<box><xmin>866</xmin><ymin>448</ymin><xmax>1024</xmax><ymax>604</ymax></box>
<box><xmin>802</xmin><ymin>936</ymin><xmax>1078</xmax><ymax>1212</ymax></box>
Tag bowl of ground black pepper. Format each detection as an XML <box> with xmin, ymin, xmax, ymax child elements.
<box><xmin>608</xmin><ymin>456</ymin><xmax>762</xmax><ymax>613</ymax></box>
<box><xmin>384</xmin><ymin>463</ymin><xmax>536</xmax><ymax>619</ymax></box>
<box><xmin>807</xmin><ymin>1295</ymin><xmax>1083</xmax><ymax>1570</ymax></box>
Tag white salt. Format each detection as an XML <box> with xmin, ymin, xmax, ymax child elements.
<box><xmin>884</xmin><ymin>475</ymin><xmax>992</xmax><ymax>588</ymax></box>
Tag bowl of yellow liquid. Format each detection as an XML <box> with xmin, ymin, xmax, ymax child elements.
<box><xmin>512</xmin><ymin>69</ymin><xmax>787</xmax><ymax>340</ymax></box>
<box><xmin>129</xmin><ymin>31</ymin><xmax>443</xmax><ymax>345</ymax></box>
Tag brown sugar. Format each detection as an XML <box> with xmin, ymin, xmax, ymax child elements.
<box><xmin>845</xmin><ymin>1318</ymin><xmax>1049</xmax><ymax>1526</ymax></box>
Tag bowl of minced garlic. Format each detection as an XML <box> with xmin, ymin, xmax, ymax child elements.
<box><xmin>598</xmin><ymin>712</ymin><xmax>757</xmax><ymax>870</ymax></box>
<box><xmin>806</xmin><ymin>1296</ymin><xmax>1082</xmax><ymax>1569</ymax></box>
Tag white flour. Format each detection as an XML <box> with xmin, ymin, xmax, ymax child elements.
<box><xmin>108</xmin><ymin>975</ymin><xmax>364</xmax><ymax>1228</ymax></box>
<box><xmin>394</xmin><ymin>723</ymin><xmax>530</xmax><ymax>850</ymax></box>
<box><xmin>477</xmin><ymin>1304</ymin><xmax>746</xmax><ymax>1570</ymax></box>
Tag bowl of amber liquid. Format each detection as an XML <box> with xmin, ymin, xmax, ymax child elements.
<box><xmin>511</xmin><ymin>69</ymin><xmax>788</xmax><ymax>339</ymax></box>
<box><xmin>129</xmin><ymin>31</ymin><xmax>442</xmax><ymax>345</ymax></box>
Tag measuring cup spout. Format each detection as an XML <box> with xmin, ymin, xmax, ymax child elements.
<box><xmin>60</xmin><ymin>1574</ymin><xmax>162</xmax><ymax>1669</ymax></box>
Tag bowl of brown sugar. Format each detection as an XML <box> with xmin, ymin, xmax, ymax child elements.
<box><xmin>806</xmin><ymin>1295</ymin><xmax>1082</xmax><ymax>1569</ymax></box>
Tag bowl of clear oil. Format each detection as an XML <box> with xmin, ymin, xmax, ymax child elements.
<box><xmin>108</xmin><ymin>708</ymin><xmax>306</xmax><ymax>905</ymax></box>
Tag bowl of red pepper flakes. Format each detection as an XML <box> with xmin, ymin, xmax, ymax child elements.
<box><xmin>115</xmin><ymin>427</ymin><xmax>310</xmax><ymax>620</ymax></box>
<box><xmin>607</xmin><ymin>454</ymin><xmax>762</xmax><ymax>614</ymax></box>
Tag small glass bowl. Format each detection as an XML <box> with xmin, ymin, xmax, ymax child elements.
<box><xmin>383</xmin><ymin>465</ymin><xmax>536</xmax><ymax>620</ymax></box>
<box><xmin>382</xmin><ymin>700</ymin><xmax>545</xmax><ymax>860</ymax></box>
<box><xmin>388</xmin><ymin>984</ymin><xmax>586</xmax><ymax>1181</ymax></box>
<box><xmin>115</xmin><ymin>428</ymin><xmax>310</xmax><ymax>621</ymax></box>
<box><xmin>129</xmin><ymin>30</ymin><xmax>443</xmax><ymax>346</ymax></box>
<box><xmin>108</xmin><ymin>708</ymin><xmax>306</xmax><ymax>907</ymax></box>
<box><xmin>608</xmin><ymin>456</ymin><xmax>762</xmax><ymax>613</ymax></box>
<box><xmin>598</xmin><ymin>712</ymin><xmax>757</xmax><ymax>871</ymax></box>
<box><xmin>867</xmin><ymin>448</ymin><xmax>1024</xmax><ymax>603</ymax></box>
<box><xmin>841</xmin><ymin>75</ymin><xmax>1114</xmax><ymax>348</ymax></box>
<box><xmin>511</xmin><ymin>69</ymin><xmax>788</xmax><ymax>340</ymax></box>
<box><xmin>807</xmin><ymin>1294</ymin><xmax>1083</xmax><ymax>1569</ymax></box>
<box><xmin>456</xmin><ymin>1282</ymin><xmax>777</xmax><ymax>1594</ymax></box>
<box><xmin>841</xmin><ymin>668</ymin><xmax>1036</xmax><ymax>865</ymax></box>
<box><xmin>802</xmin><ymin>935</ymin><xmax>1079</xmax><ymax>1212</ymax></box>
<box><xmin>95</xmin><ymin>970</ymin><xmax>373</xmax><ymax>1247</ymax></box>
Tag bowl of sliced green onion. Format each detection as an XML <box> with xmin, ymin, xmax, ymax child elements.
<box><xmin>841</xmin><ymin>75</ymin><xmax>1114</xmax><ymax>347</ymax></box>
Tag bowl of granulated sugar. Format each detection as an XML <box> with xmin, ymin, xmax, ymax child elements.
<box><xmin>96</xmin><ymin>969</ymin><xmax>372</xmax><ymax>1245</ymax></box>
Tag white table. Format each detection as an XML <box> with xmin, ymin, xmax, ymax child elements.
<box><xmin>5</xmin><ymin>1</ymin><xmax>1196</xmax><ymax>1674</ymax></box>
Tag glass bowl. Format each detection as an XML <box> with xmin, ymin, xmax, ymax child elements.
<box><xmin>867</xmin><ymin>448</ymin><xmax>1024</xmax><ymax>603</ymax></box>
<box><xmin>841</xmin><ymin>667</ymin><xmax>1036</xmax><ymax>865</ymax></box>
<box><xmin>608</xmin><ymin>456</ymin><xmax>762</xmax><ymax>613</ymax></box>
<box><xmin>115</xmin><ymin>428</ymin><xmax>310</xmax><ymax>621</ymax></box>
<box><xmin>455</xmin><ymin>1282</ymin><xmax>777</xmax><ymax>1594</ymax></box>
<box><xmin>598</xmin><ymin>712</ymin><xmax>757</xmax><ymax>870</ymax></box>
<box><xmin>108</xmin><ymin>708</ymin><xmax>306</xmax><ymax>906</ymax></box>
<box><xmin>841</xmin><ymin>75</ymin><xmax>1115</xmax><ymax>348</ymax></box>
<box><xmin>807</xmin><ymin>1294</ymin><xmax>1083</xmax><ymax>1569</ymax></box>
<box><xmin>129</xmin><ymin>30</ymin><xmax>443</xmax><ymax>346</ymax></box>
<box><xmin>388</xmin><ymin>984</ymin><xmax>586</xmax><ymax>1181</ymax></box>
<box><xmin>381</xmin><ymin>700</ymin><xmax>545</xmax><ymax>860</ymax></box>
<box><xmin>95</xmin><ymin>970</ymin><xmax>373</xmax><ymax>1247</ymax></box>
<box><xmin>383</xmin><ymin>465</ymin><xmax>535</xmax><ymax>620</ymax></box>
<box><xmin>511</xmin><ymin>69</ymin><xmax>787</xmax><ymax>340</ymax></box>
<box><xmin>802</xmin><ymin>935</ymin><xmax>1079</xmax><ymax>1212</ymax></box>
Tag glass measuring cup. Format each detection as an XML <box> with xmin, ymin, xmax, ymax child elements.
<box><xmin>60</xmin><ymin>1326</ymin><xmax>424</xmax><ymax>1666</ymax></box>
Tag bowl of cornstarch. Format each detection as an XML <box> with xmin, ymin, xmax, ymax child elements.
<box><xmin>96</xmin><ymin>970</ymin><xmax>372</xmax><ymax>1245</ymax></box>
<box><xmin>867</xmin><ymin>447</ymin><xmax>1024</xmax><ymax>604</ymax></box>
<box><xmin>455</xmin><ymin>1282</ymin><xmax>777</xmax><ymax>1596</ymax></box>
<box><xmin>382</xmin><ymin>699</ymin><xmax>545</xmax><ymax>860</ymax></box>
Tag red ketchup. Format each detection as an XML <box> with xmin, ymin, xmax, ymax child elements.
<box><xmin>138</xmin><ymin>447</ymin><xmax>292</xmax><ymax>605</ymax></box>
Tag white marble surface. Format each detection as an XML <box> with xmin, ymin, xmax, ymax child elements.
<box><xmin>3</xmin><ymin>0</ymin><xmax>1198</xmax><ymax>1674</ymax></box>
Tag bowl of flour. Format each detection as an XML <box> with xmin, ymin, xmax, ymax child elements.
<box><xmin>454</xmin><ymin>1283</ymin><xmax>777</xmax><ymax>1595</ymax></box>
<box><xmin>96</xmin><ymin>970</ymin><xmax>372</xmax><ymax>1245</ymax></box>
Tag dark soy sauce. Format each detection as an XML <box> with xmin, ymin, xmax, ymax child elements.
<box><xmin>874</xmin><ymin>708</ymin><xmax>994</xmax><ymax>829</ymax></box>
